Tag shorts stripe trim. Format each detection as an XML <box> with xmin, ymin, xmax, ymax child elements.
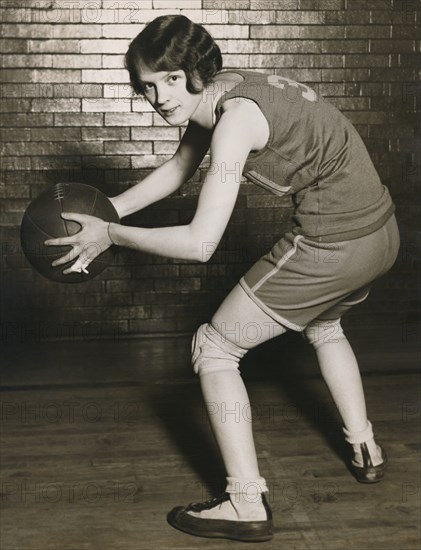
<box><xmin>340</xmin><ymin>291</ymin><xmax>370</xmax><ymax>307</ymax></box>
<box><xmin>251</xmin><ymin>235</ymin><xmax>304</xmax><ymax>293</ymax></box>
<box><xmin>239</xmin><ymin>278</ymin><xmax>304</xmax><ymax>332</ymax></box>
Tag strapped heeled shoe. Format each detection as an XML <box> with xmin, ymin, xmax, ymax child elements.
<box><xmin>351</xmin><ymin>442</ymin><xmax>387</xmax><ymax>484</ymax></box>
<box><xmin>167</xmin><ymin>491</ymin><xmax>273</xmax><ymax>542</ymax></box>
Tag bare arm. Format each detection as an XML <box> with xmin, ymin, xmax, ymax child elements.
<box><xmin>47</xmin><ymin>101</ymin><xmax>260</xmax><ymax>272</ymax></box>
<box><xmin>108</xmin><ymin>103</ymin><xmax>256</xmax><ymax>261</ymax></box>
<box><xmin>111</xmin><ymin>121</ymin><xmax>212</xmax><ymax>219</ymax></box>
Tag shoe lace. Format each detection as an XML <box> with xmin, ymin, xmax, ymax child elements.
<box><xmin>186</xmin><ymin>492</ymin><xmax>230</xmax><ymax>513</ymax></box>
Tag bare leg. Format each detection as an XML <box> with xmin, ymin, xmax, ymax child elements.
<box><xmin>306</xmin><ymin>319</ymin><xmax>383</xmax><ymax>466</ymax></box>
<box><xmin>190</xmin><ymin>284</ymin><xmax>286</xmax><ymax>520</ymax></box>
<box><xmin>204</xmin><ymin>284</ymin><xmax>286</xmax><ymax>477</ymax></box>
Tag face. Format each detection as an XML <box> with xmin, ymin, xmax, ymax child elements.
<box><xmin>138</xmin><ymin>66</ymin><xmax>203</xmax><ymax>125</ymax></box>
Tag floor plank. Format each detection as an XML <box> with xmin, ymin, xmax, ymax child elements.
<box><xmin>1</xmin><ymin>338</ymin><xmax>420</xmax><ymax>550</ymax></box>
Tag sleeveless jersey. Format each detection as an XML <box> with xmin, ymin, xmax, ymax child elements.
<box><xmin>214</xmin><ymin>70</ymin><xmax>394</xmax><ymax>242</ymax></box>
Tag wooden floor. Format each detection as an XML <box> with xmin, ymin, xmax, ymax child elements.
<box><xmin>1</xmin><ymin>336</ymin><xmax>420</xmax><ymax>550</ymax></box>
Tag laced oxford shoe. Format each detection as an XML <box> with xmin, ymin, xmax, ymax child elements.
<box><xmin>351</xmin><ymin>443</ymin><xmax>387</xmax><ymax>483</ymax></box>
<box><xmin>167</xmin><ymin>492</ymin><xmax>273</xmax><ymax>542</ymax></box>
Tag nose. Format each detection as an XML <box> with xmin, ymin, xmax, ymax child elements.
<box><xmin>155</xmin><ymin>84</ymin><xmax>169</xmax><ymax>106</ymax></box>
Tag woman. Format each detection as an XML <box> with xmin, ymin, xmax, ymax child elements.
<box><xmin>46</xmin><ymin>15</ymin><xmax>400</xmax><ymax>542</ymax></box>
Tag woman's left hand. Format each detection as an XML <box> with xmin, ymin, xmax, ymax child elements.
<box><xmin>45</xmin><ymin>212</ymin><xmax>114</xmax><ymax>275</ymax></box>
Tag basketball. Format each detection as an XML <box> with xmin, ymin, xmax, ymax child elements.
<box><xmin>20</xmin><ymin>182</ymin><xmax>119</xmax><ymax>283</ymax></box>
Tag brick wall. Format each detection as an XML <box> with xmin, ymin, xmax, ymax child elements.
<box><xmin>1</xmin><ymin>0</ymin><xmax>419</xmax><ymax>344</ymax></box>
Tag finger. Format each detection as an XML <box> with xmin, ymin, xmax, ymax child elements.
<box><xmin>61</xmin><ymin>212</ymin><xmax>94</xmax><ymax>224</ymax></box>
<box><xmin>52</xmin><ymin>248</ymin><xmax>80</xmax><ymax>267</ymax></box>
<box><xmin>45</xmin><ymin>237</ymin><xmax>78</xmax><ymax>247</ymax></box>
<box><xmin>63</xmin><ymin>257</ymin><xmax>90</xmax><ymax>275</ymax></box>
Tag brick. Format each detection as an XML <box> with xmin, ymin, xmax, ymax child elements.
<box><xmin>221</xmin><ymin>39</ymin><xmax>322</xmax><ymax>54</ymax></box>
<box><xmin>154</xmin><ymin>278</ymin><xmax>201</xmax><ymax>291</ymax></box>
<box><xmin>392</xmin><ymin>25</ymin><xmax>421</xmax><ymax>39</ymax></box>
<box><xmin>1</xmin><ymin>83</ymin><xmax>102</xmax><ymax>99</ymax></box>
<box><xmin>370</xmin><ymin>39</ymin><xmax>415</xmax><ymax>53</ymax></box>
<box><xmin>153</xmin><ymin>141</ymin><xmax>179</xmax><ymax>154</ymax></box>
<box><xmin>80</xmin><ymin>39</ymin><xmax>130</xmax><ymax>54</ymax></box>
<box><xmin>3</xmin><ymin>184</ymin><xmax>30</xmax><ymax>197</ymax></box>
<box><xmin>371</xmin><ymin>9</ymin><xmax>416</xmax><ymax>24</ymax></box>
<box><xmin>275</xmin><ymin>10</ymin><xmax>324</xmax><ymax>25</ymax></box>
<box><xmin>221</xmin><ymin>53</ymin><xmax>249</xmax><ymax>68</ymax></box>
<box><xmin>344</xmin><ymin>54</ymin><xmax>389</xmax><ymax>67</ymax></box>
<box><xmin>3</xmin><ymin>141</ymin><xmax>102</xmax><ymax>156</ymax></box>
<box><xmin>0</xmin><ymin>99</ymin><xmax>31</xmax><ymax>112</ymax></box>
<box><xmin>133</xmin><ymin>291</ymin><xmax>180</xmax><ymax>305</ymax></box>
<box><xmin>82</xmin><ymin>98</ymin><xmax>131</xmax><ymax>112</ymax></box>
<box><xmin>31</xmin><ymin>156</ymin><xmax>82</xmax><ymax>170</ymax></box>
<box><xmin>104</xmin><ymin>141</ymin><xmax>152</xmax><ymax>155</ymax></box>
<box><xmin>127</xmin><ymin>318</ymin><xmax>180</xmax><ymax>334</ymax></box>
<box><xmin>155</xmin><ymin>0</ymin><xmax>201</xmax><ymax>7</ymax></box>
<box><xmin>103</xmin><ymin>84</ymin><xmax>133</xmax><ymax>100</ymax></box>
<box><xmin>131</xmin><ymin>99</ymin><xmax>157</xmax><ymax>113</ymax></box>
<box><xmin>102</xmin><ymin>54</ymin><xmax>125</xmax><ymax>69</ymax></box>
<box><xmin>131</xmin><ymin>155</ymin><xmax>172</xmax><ymax>169</ymax></box>
<box><xmin>52</xmin><ymin>54</ymin><xmax>101</xmax><ymax>69</ymax></box>
<box><xmin>204</xmin><ymin>24</ymin><xmax>251</xmax><ymax>39</ymax></box>
<box><xmin>0</xmin><ymin>113</ymin><xmax>53</xmax><ymax>126</ymax></box>
<box><xmin>82</xmin><ymin>127</ymin><xmax>130</xmax><ymax>141</ymax></box>
<box><xmin>0</xmin><ymin>128</ymin><xmax>31</xmax><ymax>141</ymax></box>
<box><xmin>31</xmin><ymin>99</ymin><xmax>81</xmax><ymax>112</ymax></box>
<box><xmin>300</xmin><ymin>0</ymin><xmax>344</xmax><ymax>7</ymax></box>
<box><xmin>132</xmin><ymin>265</ymin><xmax>180</xmax><ymax>278</ymax></box>
<box><xmin>249</xmin><ymin>54</ymin><xmax>343</xmax><ymax>68</ymax></box>
<box><xmin>81</xmin><ymin>156</ymin><xmax>131</xmax><ymax>169</ymax></box>
<box><xmin>370</xmin><ymin>67</ymin><xmax>415</xmax><ymax>81</ymax></box>
<box><xmin>28</xmin><ymin>39</ymin><xmax>80</xmax><ymax>53</ymax></box>
<box><xmin>321</xmin><ymin>68</ymin><xmax>370</xmax><ymax>82</ymax></box>
<box><xmin>346</xmin><ymin>26</ymin><xmax>391</xmax><ymax>39</ymax></box>
<box><xmin>0</xmin><ymin>7</ymin><xmax>81</xmax><ymax>23</ymax></box>
<box><xmin>203</xmin><ymin>0</ymin><xmax>251</xmax><ymax>7</ymax></box>
<box><xmin>1</xmin><ymin>68</ymin><xmax>80</xmax><ymax>83</ymax></box>
<box><xmin>250</xmin><ymin>25</ymin><xmax>345</xmax><ymax>39</ymax></box>
<box><xmin>102</xmin><ymin>24</ymin><xmax>147</xmax><ymax>39</ymax></box>
<box><xmin>322</xmin><ymin>40</ymin><xmax>369</xmax><ymax>53</ymax></box>
<box><xmin>226</xmin><ymin>10</ymin><xmax>277</xmax><ymax>25</ymax></box>
<box><xmin>348</xmin><ymin>0</ymin><xmax>392</xmax><ymax>7</ymax></box>
<box><xmin>105</xmin><ymin>113</ymin><xmax>153</xmax><ymax>126</ymax></box>
<box><xmin>106</xmin><ymin>279</ymin><xmax>153</xmax><ymax>293</ymax></box>
<box><xmin>82</xmin><ymin>68</ymin><xmax>128</xmax><ymax>83</ymax></box>
<box><xmin>30</xmin><ymin>128</ymin><xmax>81</xmax><ymax>141</ymax></box>
<box><xmin>0</xmin><ymin>38</ymin><xmax>28</xmax><ymax>52</ymax></box>
<box><xmin>324</xmin><ymin>10</ymin><xmax>370</xmax><ymax>24</ymax></box>
<box><xmin>369</xmin><ymin>124</ymin><xmax>415</xmax><ymax>138</ymax></box>
<box><xmin>84</xmin><ymin>292</ymin><xmax>132</xmax><ymax>307</ymax></box>
<box><xmin>0</xmin><ymin>23</ymin><xmax>102</xmax><ymax>39</ymax></box>
<box><xmin>342</xmin><ymin>111</ymin><xmax>391</xmax><ymax>124</ymax></box>
<box><xmin>132</xmin><ymin>127</ymin><xmax>179</xmax><ymax>141</ymax></box>
<box><xmin>102</xmin><ymin>0</ymin><xmax>152</xmax><ymax>7</ymax></box>
<box><xmin>55</xmin><ymin>113</ymin><xmax>103</xmax><ymax>126</ymax></box>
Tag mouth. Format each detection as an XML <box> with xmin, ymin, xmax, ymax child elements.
<box><xmin>161</xmin><ymin>106</ymin><xmax>179</xmax><ymax>116</ymax></box>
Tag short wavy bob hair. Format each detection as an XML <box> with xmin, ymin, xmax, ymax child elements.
<box><xmin>125</xmin><ymin>15</ymin><xmax>223</xmax><ymax>96</ymax></box>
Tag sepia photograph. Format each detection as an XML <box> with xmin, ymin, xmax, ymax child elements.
<box><xmin>1</xmin><ymin>1</ymin><xmax>420</xmax><ymax>548</ymax></box>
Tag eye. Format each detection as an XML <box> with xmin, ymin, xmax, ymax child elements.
<box><xmin>169</xmin><ymin>75</ymin><xmax>179</xmax><ymax>83</ymax></box>
<box><xmin>143</xmin><ymin>83</ymin><xmax>154</xmax><ymax>92</ymax></box>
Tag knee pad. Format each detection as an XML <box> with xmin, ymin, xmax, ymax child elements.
<box><xmin>191</xmin><ymin>323</ymin><xmax>248</xmax><ymax>377</ymax></box>
<box><xmin>303</xmin><ymin>318</ymin><xmax>345</xmax><ymax>350</ymax></box>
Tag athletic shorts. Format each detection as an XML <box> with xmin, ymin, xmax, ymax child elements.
<box><xmin>239</xmin><ymin>214</ymin><xmax>400</xmax><ymax>331</ymax></box>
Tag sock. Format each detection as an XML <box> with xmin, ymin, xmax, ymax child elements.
<box><xmin>342</xmin><ymin>420</ymin><xmax>383</xmax><ymax>467</ymax></box>
<box><xmin>186</xmin><ymin>477</ymin><xmax>268</xmax><ymax>522</ymax></box>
